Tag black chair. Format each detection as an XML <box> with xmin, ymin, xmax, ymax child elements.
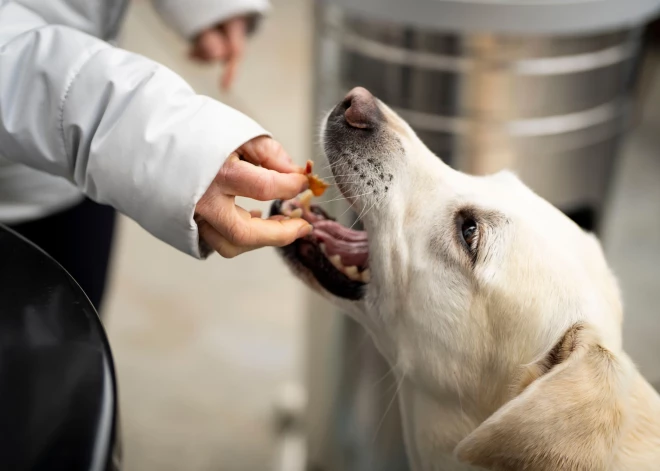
<box><xmin>0</xmin><ymin>226</ymin><xmax>120</xmax><ymax>471</ymax></box>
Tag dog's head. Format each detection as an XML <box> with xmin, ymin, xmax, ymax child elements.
<box><xmin>272</xmin><ymin>88</ymin><xmax>630</xmax><ymax>469</ymax></box>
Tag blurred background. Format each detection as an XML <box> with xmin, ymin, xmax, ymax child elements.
<box><xmin>98</xmin><ymin>0</ymin><xmax>660</xmax><ymax>470</ymax></box>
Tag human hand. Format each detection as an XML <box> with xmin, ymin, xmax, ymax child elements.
<box><xmin>189</xmin><ymin>16</ymin><xmax>249</xmax><ymax>91</ymax></box>
<box><xmin>195</xmin><ymin>136</ymin><xmax>312</xmax><ymax>258</ymax></box>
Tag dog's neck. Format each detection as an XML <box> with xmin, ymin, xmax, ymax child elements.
<box><xmin>397</xmin><ymin>362</ymin><xmax>660</xmax><ymax>471</ymax></box>
<box><xmin>397</xmin><ymin>378</ymin><xmax>489</xmax><ymax>471</ymax></box>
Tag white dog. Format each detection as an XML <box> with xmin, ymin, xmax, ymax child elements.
<box><xmin>271</xmin><ymin>87</ymin><xmax>660</xmax><ymax>470</ymax></box>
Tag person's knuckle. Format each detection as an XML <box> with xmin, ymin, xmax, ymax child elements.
<box><xmin>254</xmin><ymin>173</ymin><xmax>274</xmax><ymax>200</ymax></box>
<box><xmin>226</xmin><ymin>220</ymin><xmax>246</xmax><ymax>244</ymax></box>
<box><xmin>263</xmin><ymin>138</ymin><xmax>278</xmax><ymax>154</ymax></box>
<box><xmin>203</xmin><ymin>204</ymin><xmax>228</xmax><ymax>231</ymax></box>
<box><xmin>218</xmin><ymin>159</ymin><xmax>239</xmax><ymax>183</ymax></box>
<box><xmin>196</xmin><ymin>195</ymin><xmax>212</xmax><ymax>216</ymax></box>
<box><xmin>243</xmin><ymin>225</ymin><xmax>255</xmax><ymax>245</ymax></box>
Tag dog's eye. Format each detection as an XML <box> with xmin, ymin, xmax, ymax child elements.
<box><xmin>461</xmin><ymin>218</ymin><xmax>478</xmax><ymax>248</ymax></box>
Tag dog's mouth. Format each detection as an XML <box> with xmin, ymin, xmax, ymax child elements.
<box><xmin>270</xmin><ymin>192</ymin><xmax>369</xmax><ymax>301</ymax></box>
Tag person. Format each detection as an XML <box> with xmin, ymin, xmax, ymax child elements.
<box><xmin>0</xmin><ymin>0</ymin><xmax>312</xmax><ymax>310</ymax></box>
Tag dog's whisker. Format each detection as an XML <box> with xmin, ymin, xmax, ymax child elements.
<box><xmin>320</xmin><ymin>333</ymin><xmax>372</xmax><ymax>446</ymax></box>
<box><xmin>316</xmin><ymin>161</ymin><xmax>339</xmax><ymax>173</ymax></box>
<box><xmin>368</xmin><ymin>193</ymin><xmax>388</xmax><ymax>216</ymax></box>
<box><xmin>335</xmin><ymin>198</ymin><xmax>360</xmax><ymax>222</ymax></box>
<box><xmin>371</xmin><ymin>366</ymin><xmax>396</xmax><ymax>391</ymax></box>
<box><xmin>323</xmin><ymin>180</ymin><xmax>361</xmax><ymax>187</ymax></box>
<box><xmin>375</xmin><ymin>193</ymin><xmax>389</xmax><ymax>211</ymax></box>
<box><xmin>346</xmin><ymin>200</ymin><xmax>372</xmax><ymax>232</ymax></box>
<box><xmin>372</xmin><ymin>373</ymin><xmax>405</xmax><ymax>445</ymax></box>
<box><xmin>347</xmin><ymin>192</ymin><xmax>387</xmax><ymax>232</ymax></box>
<box><xmin>318</xmin><ymin>191</ymin><xmax>375</xmax><ymax>205</ymax></box>
<box><xmin>324</xmin><ymin>181</ymin><xmax>362</xmax><ymax>187</ymax></box>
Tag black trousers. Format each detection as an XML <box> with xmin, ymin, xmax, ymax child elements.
<box><xmin>9</xmin><ymin>199</ymin><xmax>116</xmax><ymax>313</ymax></box>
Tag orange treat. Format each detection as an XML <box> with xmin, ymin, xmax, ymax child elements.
<box><xmin>308</xmin><ymin>174</ymin><xmax>329</xmax><ymax>196</ymax></box>
<box><xmin>304</xmin><ymin>160</ymin><xmax>329</xmax><ymax>196</ymax></box>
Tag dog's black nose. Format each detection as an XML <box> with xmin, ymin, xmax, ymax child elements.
<box><xmin>342</xmin><ymin>87</ymin><xmax>380</xmax><ymax>129</ymax></box>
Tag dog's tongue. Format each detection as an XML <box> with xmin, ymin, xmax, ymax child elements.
<box><xmin>302</xmin><ymin>211</ymin><xmax>369</xmax><ymax>268</ymax></box>
<box><xmin>312</xmin><ymin>222</ymin><xmax>369</xmax><ymax>267</ymax></box>
<box><xmin>283</xmin><ymin>197</ymin><xmax>370</xmax><ymax>268</ymax></box>
<box><xmin>312</xmin><ymin>220</ymin><xmax>368</xmax><ymax>243</ymax></box>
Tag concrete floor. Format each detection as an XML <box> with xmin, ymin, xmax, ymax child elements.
<box><xmin>104</xmin><ymin>1</ymin><xmax>660</xmax><ymax>470</ymax></box>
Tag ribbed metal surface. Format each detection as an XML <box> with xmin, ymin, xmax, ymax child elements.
<box><xmin>316</xmin><ymin>5</ymin><xmax>642</xmax><ymax>211</ymax></box>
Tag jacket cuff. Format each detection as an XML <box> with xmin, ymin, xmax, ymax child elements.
<box><xmin>152</xmin><ymin>0</ymin><xmax>270</xmax><ymax>39</ymax></box>
<box><xmin>164</xmin><ymin>99</ymin><xmax>270</xmax><ymax>259</ymax></box>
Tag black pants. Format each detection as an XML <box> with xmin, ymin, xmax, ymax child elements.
<box><xmin>9</xmin><ymin>199</ymin><xmax>116</xmax><ymax>313</ymax></box>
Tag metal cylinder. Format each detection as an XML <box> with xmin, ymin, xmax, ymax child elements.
<box><xmin>316</xmin><ymin>5</ymin><xmax>646</xmax><ymax>228</ymax></box>
<box><xmin>306</xmin><ymin>2</ymin><xmax>657</xmax><ymax>470</ymax></box>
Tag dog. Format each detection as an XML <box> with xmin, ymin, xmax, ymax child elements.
<box><xmin>270</xmin><ymin>87</ymin><xmax>660</xmax><ymax>470</ymax></box>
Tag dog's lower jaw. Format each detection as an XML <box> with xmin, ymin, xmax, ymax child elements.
<box><xmin>398</xmin><ymin>380</ymin><xmax>485</xmax><ymax>471</ymax></box>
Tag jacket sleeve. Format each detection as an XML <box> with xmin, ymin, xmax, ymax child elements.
<box><xmin>0</xmin><ymin>1</ymin><xmax>268</xmax><ymax>258</ymax></box>
<box><xmin>151</xmin><ymin>0</ymin><xmax>270</xmax><ymax>39</ymax></box>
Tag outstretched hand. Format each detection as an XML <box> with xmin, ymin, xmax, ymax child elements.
<box><xmin>195</xmin><ymin>136</ymin><xmax>312</xmax><ymax>258</ymax></box>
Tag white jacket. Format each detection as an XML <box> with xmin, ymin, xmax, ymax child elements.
<box><xmin>0</xmin><ymin>0</ymin><xmax>270</xmax><ymax>258</ymax></box>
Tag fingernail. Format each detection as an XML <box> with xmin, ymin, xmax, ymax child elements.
<box><xmin>297</xmin><ymin>224</ymin><xmax>313</xmax><ymax>238</ymax></box>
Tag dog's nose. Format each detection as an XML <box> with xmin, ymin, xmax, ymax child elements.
<box><xmin>342</xmin><ymin>87</ymin><xmax>380</xmax><ymax>129</ymax></box>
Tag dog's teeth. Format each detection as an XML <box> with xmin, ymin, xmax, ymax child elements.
<box><xmin>361</xmin><ymin>269</ymin><xmax>371</xmax><ymax>283</ymax></box>
<box><xmin>299</xmin><ymin>189</ymin><xmax>314</xmax><ymax>211</ymax></box>
<box><xmin>300</xmin><ymin>189</ymin><xmax>313</xmax><ymax>201</ymax></box>
<box><xmin>344</xmin><ymin>266</ymin><xmax>359</xmax><ymax>279</ymax></box>
<box><xmin>329</xmin><ymin>255</ymin><xmax>343</xmax><ymax>270</ymax></box>
<box><xmin>319</xmin><ymin>243</ymin><xmax>327</xmax><ymax>255</ymax></box>
<box><xmin>289</xmin><ymin>208</ymin><xmax>303</xmax><ymax>218</ymax></box>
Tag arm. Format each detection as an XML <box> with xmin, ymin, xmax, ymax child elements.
<box><xmin>0</xmin><ymin>1</ymin><xmax>268</xmax><ymax>258</ymax></box>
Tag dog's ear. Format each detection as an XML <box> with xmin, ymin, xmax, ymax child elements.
<box><xmin>454</xmin><ymin>323</ymin><xmax>628</xmax><ymax>471</ymax></box>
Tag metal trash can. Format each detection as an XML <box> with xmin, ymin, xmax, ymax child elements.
<box><xmin>305</xmin><ymin>1</ymin><xmax>660</xmax><ymax>470</ymax></box>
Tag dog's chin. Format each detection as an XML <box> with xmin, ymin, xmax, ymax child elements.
<box><xmin>270</xmin><ymin>199</ymin><xmax>369</xmax><ymax>301</ymax></box>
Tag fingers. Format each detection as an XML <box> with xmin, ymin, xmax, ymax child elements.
<box><xmin>192</xmin><ymin>29</ymin><xmax>228</xmax><ymax>61</ymax></box>
<box><xmin>199</xmin><ymin>212</ymin><xmax>312</xmax><ymax>258</ymax></box>
<box><xmin>198</xmin><ymin>220</ymin><xmax>254</xmax><ymax>259</ymax></box>
<box><xmin>223</xmin><ymin>214</ymin><xmax>312</xmax><ymax>249</ymax></box>
<box><xmin>195</xmin><ymin>133</ymin><xmax>314</xmax><ymax>258</ymax></box>
<box><xmin>238</xmin><ymin>136</ymin><xmax>304</xmax><ymax>174</ymax></box>
<box><xmin>218</xmin><ymin>156</ymin><xmax>308</xmax><ymax>201</ymax></box>
<box><xmin>221</xmin><ymin>18</ymin><xmax>247</xmax><ymax>90</ymax></box>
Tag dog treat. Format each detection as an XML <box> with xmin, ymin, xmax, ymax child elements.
<box><xmin>298</xmin><ymin>189</ymin><xmax>314</xmax><ymax>213</ymax></box>
<box><xmin>304</xmin><ymin>160</ymin><xmax>329</xmax><ymax>197</ymax></box>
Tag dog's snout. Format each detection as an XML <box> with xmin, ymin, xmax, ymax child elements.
<box><xmin>342</xmin><ymin>87</ymin><xmax>380</xmax><ymax>129</ymax></box>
